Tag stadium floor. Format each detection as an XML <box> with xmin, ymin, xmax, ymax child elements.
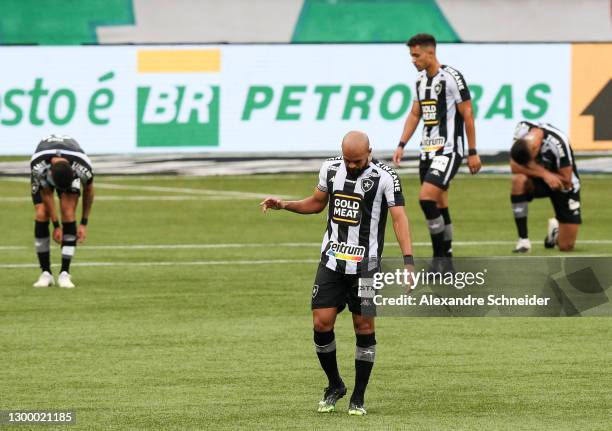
<box><xmin>1</xmin><ymin>173</ymin><xmax>611</xmax><ymax>430</ymax></box>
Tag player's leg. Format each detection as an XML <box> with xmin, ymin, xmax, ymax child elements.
<box><xmin>547</xmin><ymin>190</ymin><xmax>581</xmax><ymax>251</ymax></box>
<box><xmin>312</xmin><ymin>307</ymin><xmax>342</xmax><ymax>388</ymax></box>
<box><xmin>312</xmin><ymin>265</ymin><xmax>347</xmax><ymax>412</ymax></box>
<box><xmin>348</xmin><ymin>313</ymin><xmax>375</xmax><ymax>415</ymax></box>
<box><xmin>511</xmin><ymin>174</ymin><xmax>534</xmax><ymax>252</ymax></box>
<box><xmin>419</xmin><ymin>182</ymin><xmax>446</xmax><ymax>257</ymax></box>
<box><xmin>419</xmin><ymin>154</ymin><xmax>460</xmax><ymax>259</ymax></box>
<box><xmin>557</xmin><ymin>224</ymin><xmax>579</xmax><ymax>251</ymax></box>
<box><xmin>58</xmin><ymin>192</ymin><xmax>79</xmax><ymax>288</ymax></box>
<box><xmin>32</xmin><ymin>191</ymin><xmax>53</xmax><ymax>287</ymax></box>
<box><xmin>437</xmin><ymin>191</ymin><xmax>453</xmax><ymax>257</ymax></box>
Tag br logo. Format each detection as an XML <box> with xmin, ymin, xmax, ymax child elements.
<box><xmin>136</xmin><ymin>49</ymin><xmax>221</xmax><ymax>147</ymax></box>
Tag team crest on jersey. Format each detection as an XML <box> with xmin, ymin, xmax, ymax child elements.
<box><xmin>434</xmin><ymin>83</ymin><xmax>442</xmax><ymax>95</ymax></box>
<box><xmin>361</xmin><ymin>178</ymin><xmax>374</xmax><ymax>192</ymax></box>
<box><xmin>331</xmin><ymin>192</ymin><xmax>362</xmax><ymax>226</ymax></box>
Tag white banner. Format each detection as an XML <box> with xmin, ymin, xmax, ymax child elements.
<box><xmin>0</xmin><ymin>44</ymin><xmax>570</xmax><ymax>155</ymax></box>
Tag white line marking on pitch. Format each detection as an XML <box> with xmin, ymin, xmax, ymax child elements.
<box><xmin>0</xmin><ymin>177</ymin><xmax>292</xmax><ymax>199</ymax></box>
<box><xmin>1</xmin><ymin>240</ymin><xmax>612</xmax><ymax>252</ymax></box>
<box><xmin>93</xmin><ymin>182</ymin><xmax>291</xmax><ymax>199</ymax></box>
<box><xmin>0</xmin><ymin>259</ymin><xmax>318</xmax><ymax>269</ymax></box>
<box><xmin>0</xmin><ymin>195</ymin><xmax>257</xmax><ymax>202</ymax></box>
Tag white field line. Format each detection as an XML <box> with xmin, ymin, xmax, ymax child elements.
<box><xmin>2</xmin><ymin>240</ymin><xmax>612</xmax><ymax>252</ymax></box>
<box><xmin>0</xmin><ymin>177</ymin><xmax>291</xmax><ymax>200</ymax></box>
<box><xmin>3</xmin><ymin>254</ymin><xmax>612</xmax><ymax>269</ymax></box>
<box><xmin>92</xmin><ymin>182</ymin><xmax>289</xmax><ymax>199</ymax></box>
<box><xmin>0</xmin><ymin>195</ymin><xmax>253</xmax><ymax>202</ymax></box>
<box><xmin>0</xmin><ymin>259</ymin><xmax>318</xmax><ymax>269</ymax></box>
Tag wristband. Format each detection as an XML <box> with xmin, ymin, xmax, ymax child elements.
<box><xmin>403</xmin><ymin>255</ymin><xmax>414</xmax><ymax>265</ymax></box>
<box><xmin>80</xmin><ymin>218</ymin><xmax>88</xmax><ymax>226</ymax></box>
<box><xmin>468</xmin><ymin>148</ymin><xmax>478</xmax><ymax>156</ymax></box>
<box><xmin>52</xmin><ymin>220</ymin><xmax>60</xmax><ymax>229</ymax></box>
<box><xmin>398</xmin><ymin>141</ymin><xmax>407</xmax><ymax>148</ymax></box>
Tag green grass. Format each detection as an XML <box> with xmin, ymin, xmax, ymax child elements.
<box><xmin>1</xmin><ymin>173</ymin><xmax>611</xmax><ymax>430</ymax></box>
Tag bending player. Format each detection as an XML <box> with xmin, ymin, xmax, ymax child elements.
<box><xmin>510</xmin><ymin>121</ymin><xmax>581</xmax><ymax>252</ymax></box>
<box><xmin>31</xmin><ymin>135</ymin><xmax>95</xmax><ymax>288</ymax></box>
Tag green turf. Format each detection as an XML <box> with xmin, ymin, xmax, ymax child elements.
<box><xmin>1</xmin><ymin>174</ymin><xmax>611</xmax><ymax>430</ymax></box>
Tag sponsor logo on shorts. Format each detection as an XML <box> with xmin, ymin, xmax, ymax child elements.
<box><xmin>326</xmin><ymin>241</ymin><xmax>365</xmax><ymax>262</ymax></box>
<box><xmin>312</xmin><ymin>285</ymin><xmax>319</xmax><ymax>298</ymax></box>
<box><xmin>568</xmin><ymin>199</ymin><xmax>581</xmax><ymax>211</ymax></box>
<box><xmin>430</xmin><ymin>155</ymin><xmax>450</xmax><ymax>172</ymax></box>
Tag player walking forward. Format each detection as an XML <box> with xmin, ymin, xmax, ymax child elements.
<box><xmin>30</xmin><ymin>135</ymin><xmax>95</xmax><ymax>288</ymax></box>
<box><xmin>392</xmin><ymin>33</ymin><xmax>481</xmax><ymax>267</ymax></box>
<box><xmin>261</xmin><ymin>131</ymin><xmax>414</xmax><ymax>416</ymax></box>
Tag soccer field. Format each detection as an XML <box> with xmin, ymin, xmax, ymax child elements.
<box><xmin>1</xmin><ymin>173</ymin><xmax>611</xmax><ymax>430</ymax></box>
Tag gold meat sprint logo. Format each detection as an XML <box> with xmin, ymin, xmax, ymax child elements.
<box><xmin>331</xmin><ymin>192</ymin><xmax>362</xmax><ymax>226</ymax></box>
<box><xmin>421</xmin><ymin>99</ymin><xmax>439</xmax><ymax>126</ymax></box>
<box><xmin>136</xmin><ymin>49</ymin><xmax>221</xmax><ymax>147</ymax></box>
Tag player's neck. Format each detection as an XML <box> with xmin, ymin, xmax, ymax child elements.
<box><xmin>425</xmin><ymin>61</ymin><xmax>441</xmax><ymax>78</ymax></box>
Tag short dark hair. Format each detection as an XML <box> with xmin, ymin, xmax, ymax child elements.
<box><xmin>406</xmin><ymin>33</ymin><xmax>437</xmax><ymax>48</ymax></box>
<box><xmin>511</xmin><ymin>139</ymin><xmax>532</xmax><ymax>166</ymax></box>
<box><xmin>51</xmin><ymin>160</ymin><xmax>73</xmax><ymax>190</ymax></box>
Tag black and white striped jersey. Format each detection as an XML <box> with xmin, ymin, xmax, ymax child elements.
<box><xmin>415</xmin><ymin>65</ymin><xmax>471</xmax><ymax>160</ymax></box>
<box><xmin>30</xmin><ymin>135</ymin><xmax>94</xmax><ymax>193</ymax></box>
<box><xmin>514</xmin><ymin>121</ymin><xmax>580</xmax><ymax>191</ymax></box>
<box><xmin>316</xmin><ymin>157</ymin><xmax>405</xmax><ymax>275</ymax></box>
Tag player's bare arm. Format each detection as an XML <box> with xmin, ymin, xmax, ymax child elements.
<box><xmin>389</xmin><ymin>206</ymin><xmax>415</xmax><ymax>291</ymax></box>
<box><xmin>557</xmin><ymin>166</ymin><xmax>574</xmax><ymax>190</ymax></box>
<box><xmin>510</xmin><ymin>160</ymin><xmax>563</xmax><ymax>190</ymax></box>
<box><xmin>40</xmin><ymin>187</ymin><xmax>62</xmax><ymax>243</ymax></box>
<box><xmin>78</xmin><ymin>182</ymin><xmax>95</xmax><ymax>243</ymax></box>
<box><xmin>389</xmin><ymin>206</ymin><xmax>413</xmax><ymax>257</ymax></box>
<box><xmin>260</xmin><ymin>188</ymin><xmax>328</xmax><ymax>214</ymax></box>
<box><xmin>457</xmin><ymin>100</ymin><xmax>481</xmax><ymax>174</ymax></box>
<box><xmin>392</xmin><ymin>101</ymin><xmax>422</xmax><ymax>166</ymax></box>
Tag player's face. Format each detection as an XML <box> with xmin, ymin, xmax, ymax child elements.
<box><xmin>343</xmin><ymin>152</ymin><xmax>371</xmax><ymax>179</ymax></box>
<box><xmin>410</xmin><ymin>45</ymin><xmax>433</xmax><ymax>71</ymax></box>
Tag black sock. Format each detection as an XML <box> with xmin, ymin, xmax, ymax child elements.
<box><xmin>511</xmin><ymin>195</ymin><xmax>529</xmax><ymax>239</ymax></box>
<box><xmin>61</xmin><ymin>221</ymin><xmax>77</xmax><ymax>273</ymax></box>
<box><xmin>439</xmin><ymin>207</ymin><xmax>453</xmax><ymax>257</ymax></box>
<box><xmin>34</xmin><ymin>220</ymin><xmax>51</xmax><ymax>273</ymax></box>
<box><xmin>352</xmin><ymin>333</ymin><xmax>376</xmax><ymax>404</ymax></box>
<box><xmin>314</xmin><ymin>330</ymin><xmax>342</xmax><ymax>388</ymax></box>
<box><xmin>420</xmin><ymin>200</ymin><xmax>446</xmax><ymax>257</ymax></box>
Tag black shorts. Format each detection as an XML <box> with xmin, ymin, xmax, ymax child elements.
<box><xmin>31</xmin><ymin>184</ymin><xmax>81</xmax><ymax>205</ymax></box>
<box><xmin>311</xmin><ymin>264</ymin><xmax>375</xmax><ymax>316</ymax></box>
<box><xmin>528</xmin><ymin>178</ymin><xmax>582</xmax><ymax>224</ymax></box>
<box><xmin>419</xmin><ymin>153</ymin><xmax>462</xmax><ymax>190</ymax></box>
<box><xmin>31</xmin><ymin>174</ymin><xmax>81</xmax><ymax>205</ymax></box>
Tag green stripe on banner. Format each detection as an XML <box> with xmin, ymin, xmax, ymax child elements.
<box><xmin>292</xmin><ymin>0</ymin><xmax>460</xmax><ymax>43</ymax></box>
<box><xmin>0</xmin><ymin>0</ymin><xmax>134</xmax><ymax>45</ymax></box>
